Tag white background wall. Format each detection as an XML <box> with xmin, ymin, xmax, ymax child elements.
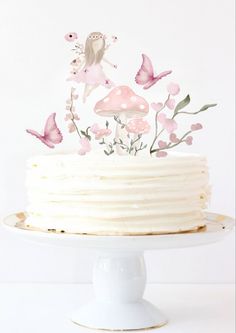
<box><xmin>0</xmin><ymin>0</ymin><xmax>235</xmax><ymax>283</ymax></box>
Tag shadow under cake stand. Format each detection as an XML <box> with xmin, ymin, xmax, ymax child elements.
<box><xmin>2</xmin><ymin>212</ymin><xmax>234</xmax><ymax>331</ymax></box>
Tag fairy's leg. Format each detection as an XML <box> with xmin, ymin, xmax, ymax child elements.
<box><xmin>83</xmin><ymin>84</ymin><xmax>90</xmax><ymax>103</ymax></box>
<box><xmin>87</xmin><ymin>84</ymin><xmax>99</xmax><ymax>97</ymax></box>
<box><xmin>83</xmin><ymin>84</ymin><xmax>98</xmax><ymax>103</ymax></box>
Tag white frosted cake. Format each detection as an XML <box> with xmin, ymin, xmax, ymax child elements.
<box><xmin>24</xmin><ymin>34</ymin><xmax>217</xmax><ymax>235</ymax></box>
<box><xmin>25</xmin><ymin>152</ymin><xmax>210</xmax><ymax>235</ymax></box>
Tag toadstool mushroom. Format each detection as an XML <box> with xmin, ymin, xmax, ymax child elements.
<box><xmin>94</xmin><ymin>86</ymin><xmax>149</xmax><ymax>154</ymax></box>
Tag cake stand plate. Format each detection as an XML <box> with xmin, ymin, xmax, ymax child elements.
<box><xmin>2</xmin><ymin>212</ymin><xmax>235</xmax><ymax>331</ymax></box>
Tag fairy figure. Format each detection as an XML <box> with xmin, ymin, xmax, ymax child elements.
<box><xmin>70</xmin><ymin>32</ymin><xmax>117</xmax><ymax>103</ymax></box>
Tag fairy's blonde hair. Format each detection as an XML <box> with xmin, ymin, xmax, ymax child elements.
<box><xmin>85</xmin><ymin>32</ymin><xmax>105</xmax><ymax>66</ymax></box>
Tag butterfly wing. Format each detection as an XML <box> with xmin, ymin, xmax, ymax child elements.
<box><xmin>44</xmin><ymin>113</ymin><xmax>63</xmax><ymax>145</ymax></box>
<box><xmin>26</xmin><ymin>129</ymin><xmax>55</xmax><ymax>148</ymax></box>
<box><xmin>143</xmin><ymin>70</ymin><xmax>172</xmax><ymax>89</ymax></box>
<box><xmin>135</xmin><ymin>54</ymin><xmax>154</xmax><ymax>86</ymax></box>
<box><xmin>156</xmin><ymin>70</ymin><xmax>172</xmax><ymax>81</ymax></box>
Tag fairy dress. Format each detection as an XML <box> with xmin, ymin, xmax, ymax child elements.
<box><xmin>74</xmin><ymin>63</ymin><xmax>114</xmax><ymax>88</ymax></box>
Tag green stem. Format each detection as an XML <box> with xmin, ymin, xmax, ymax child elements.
<box><xmin>150</xmin><ymin>130</ymin><xmax>192</xmax><ymax>154</ymax></box>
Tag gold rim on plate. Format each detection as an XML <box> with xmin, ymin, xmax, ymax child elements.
<box><xmin>11</xmin><ymin>211</ymin><xmax>232</xmax><ymax>236</ymax></box>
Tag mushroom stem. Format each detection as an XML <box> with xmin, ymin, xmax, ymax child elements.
<box><xmin>115</xmin><ymin>112</ymin><xmax>128</xmax><ymax>155</ymax></box>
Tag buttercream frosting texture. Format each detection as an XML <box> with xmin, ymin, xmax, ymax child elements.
<box><xmin>25</xmin><ymin>152</ymin><xmax>210</xmax><ymax>234</ymax></box>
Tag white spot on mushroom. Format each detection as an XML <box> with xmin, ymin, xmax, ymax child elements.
<box><xmin>116</xmin><ymin>89</ymin><xmax>122</xmax><ymax>95</ymax></box>
<box><xmin>104</xmin><ymin>97</ymin><xmax>110</xmax><ymax>103</ymax></box>
<box><xmin>121</xmin><ymin>103</ymin><xmax>127</xmax><ymax>109</ymax></box>
<box><xmin>139</xmin><ymin>104</ymin><xmax>145</xmax><ymax>110</ymax></box>
<box><xmin>130</xmin><ymin>96</ymin><xmax>137</xmax><ymax>102</ymax></box>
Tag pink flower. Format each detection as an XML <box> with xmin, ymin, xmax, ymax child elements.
<box><xmin>68</xmin><ymin>123</ymin><xmax>76</xmax><ymax>133</ymax></box>
<box><xmin>126</xmin><ymin>118</ymin><xmax>150</xmax><ymax>134</ymax></box>
<box><xmin>158</xmin><ymin>140</ymin><xmax>168</xmax><ymax>149</ymax></box>
<box><xmin>78</xmin><ymin>138</ymin><xmax>91</xmax><ymax>155</ymax></box>
<box><xmin>151</xmin><ymin>102</ymin><xmax>163</xmax><ymax>112</ymax></box>
<box><xmin>191</xmin><ymin>123</ymin><xmax>203</xmax><ymax>131</ymax></box>
<box><xmin>185</xmin><ymin>136</ymin><xmax>193</xmax><ymax>145</ymax></box>
<box><xmin>90</xmin><ymin>123</ymin><xmax>112</xmax><ymax>140</ymax></box>
<box><xmin>156</xmin><ymin>151</ymin><xmax>168</xmax><ymax>158</ymax></box>
<box><xmin>169</xmin><ymin>133</ymin><xmax>179</xmax><ymax>143</ymax></box>
<box><xmin>64</xmin><ymin>32</ymin><xmax>78</xmax><ymax>42</ymax></box>
<box><xmin>165</xmin><ymin>98</ymin><xmax>176</xmax><ymax>110</ymax></box>
<box><xmin>71</xmin><ymin>58</ymin><xmax>82</xmax><ymax>66</ymax></box>
<box><xmin>167</xmin><ymin>82</ymin><xmax>180</xmax><ymax>96</ymax></box>
<box><xmin>112</xmin><ymin>35</ymin><xmax>118</xmax><ymax>42</ymax></box>
<box><xmin>65</xmin><ymin>113</ymin><xmax>80</xmax><ymax>121</ymax></box>
<box><xmin>157</xmin><ymin>113</ymin><xmax>178</xmax><ymax>133</ymax></box>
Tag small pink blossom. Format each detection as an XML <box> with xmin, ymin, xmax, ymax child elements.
<box><xmin>185</xmin><ymin>136</ymin><xmax>193</xmax><ymax>145</ymax></box>
<box><xmin>169</xmin><ymin>133</ymin><xmax>179</xmax><ymax>143</ymax></box>
<box><xmin>156</xmin><ymin>151</ymin><xmax>168</xmax><ymax>158</ymax></box>
<box><xmin>167</xmin><ymin>82</ymin><xmax>180</xmax><ymax>96</ymax></box>
<box><xmin>157</xmin><ymin>113</ymin><xmax>178</xmax><ymax>133</ymax></box>
<box><xmin>78</xmin><ymin>138</ymin><xmax>91</xmax><ymax>155</ymax></box>
<box><xmin>64</xmin><ymin>32</ymin><xmax>78</xmax><ymax>42</ymax></box>
<box><xmin>151</xmin><ymin>102</ymin><xmax>163</xmax><ymax>112</ymax></box>
<box><xmin>165</xmin><ymin>98</ymin><xmax>176</xmax><ymax>110</ymax></box>
<box><xmin>72</xmin><ymin>94</ymin><xmax>79</xmax><ymax>100</ymax></box>
<box><xmin>65</xmin><ymin>113</ymin><xmax>80</xmax><ymax>121</ymax></box>
<box><xmin>126</xmin><ymin>118</ymin><xmax>150</xmax><ymax>134</ymax></box>
<box><xmin>158</xmin><ymin>140</ymin><xmax>168</xmax><ymax>149</ymax></box>
<box><xmin>66</xmin><ymin>105</ymin><xmax>75</xmax><ymax>112</ymax></box>
<box><xmin>112</xmin><ymin>35</ymin><xmax>118</xmax><ymax>42</ymax></box>
<box><xmin>71</xmin><ymin>58</ymin><xmax>82</xmax><ymax>66</ymax></box>
<box><xmin>68</xmin><ymin>123</ymin><xmax>76</xmax><ymax>133</ymax></box>
<box><xmin>91</xmin><ymin>123</ymin><xmax>112</xmax><ymax>140</ymax></box>
<box><xmin>191</xmin><ymin>123</ymin><xmax>203</xmax><ymax>131</ymax></box>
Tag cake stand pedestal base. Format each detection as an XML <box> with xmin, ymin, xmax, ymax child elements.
<box><xmin>2</xmin><ymin>212</ymin><xmax>234</xmax><ymax>331</ymax></box>
<box><xmin>71</xmin><ymin>251</ymin><xmax>167</xmax><ymax>330</ymax></box>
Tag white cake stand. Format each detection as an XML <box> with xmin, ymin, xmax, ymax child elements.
<box><xmin>2</xmin><ymin>212</ymin><xmax>234</xmax><ymax>331</ymax></box>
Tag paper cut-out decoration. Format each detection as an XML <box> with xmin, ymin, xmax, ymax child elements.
<box><xmin>26</xmin><ymin>113</ymin><xmax>63</xmax><ymax>148</ymax></box>
<box><xmin>135</xmin><ymin>54</ymin><xmax>172</xmax><ymax>89</ymax></box>
<box><xmin>67</xmin><ymin>32</ymin><xmax>117</xmax><ymax>103</ymax></box>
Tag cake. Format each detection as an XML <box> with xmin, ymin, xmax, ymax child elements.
<box><xmin>25</xmin><ymin>152</ymin><xmax>209</xmax><ymax>235</ymax></box>
<box><xmin>25</xmin><ymin>31</ymin><xmax>217</xmax><ymax>235</ymax></box>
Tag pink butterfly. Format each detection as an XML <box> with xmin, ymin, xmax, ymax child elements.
<box><xmin>135</xmin><ymin>54</ymin><xmax>172</xmax><ymax>89</ymax></box>
<box><xmin>26</xmin><ymin>113</ymin><xmax>63</xmax><ymax>148</ymax></box>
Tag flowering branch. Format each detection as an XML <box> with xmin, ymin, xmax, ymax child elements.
<box><xmin>150</xmin><ymin>83</ymin><xmax>217</xmax><ymax>156</ymax></box>
<box><xmin>150</xmin><ymin>94</ymin><xmax>170</xmax><ymax>153</ymax></box>
<box><xmin>151</xmin><ymin>130</ymin><xmax>192</xmax><ymax>155</ymax></box>
<box><xmin>66</xmin><ymin>88</ymin><xmax>81</xmax><ymax>138</ymax></box>
<box><xmin>134</xmin><ymin>142</ymin><xmax>147</xmax><ymax>155</ymax></box>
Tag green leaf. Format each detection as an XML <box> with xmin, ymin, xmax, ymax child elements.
<box><xmin>174</xmin><ymin>94</ymin><xmax>190</xmax><ymax>114</ymax></box>
<box><xmin>199</xmin><ymin>103</ymin><xmax>217</xmax><ymax>111</ymax></box>
<box><xmin>104</xmin><ymin>150</ymin><xmax>109</xmax><ymax>155</ymax></box>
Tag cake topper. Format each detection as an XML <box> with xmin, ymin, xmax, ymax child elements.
<box><xmin>26</xmin><ymin>33</ymin><xmax>217</xmax><ymax>157</ymax></box>
<box><xmin>65</xmin><ymin>31</ymin><xmax>118</xmax><ymax>103</ymax></box>
<box><xmin>135</xmin><ymin>54</ymin><xmax>172</xmax><ymax>89</ymax></box>
<box><xmin>26</xmin><ymin>113</ymin><xmax>63</xmax><ymax>148</ymax></box>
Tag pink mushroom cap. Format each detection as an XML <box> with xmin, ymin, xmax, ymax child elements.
<box><xmin>94</xmin><ymin>86</ymin><xmax>149</xmax><ymax>118</ymax></box>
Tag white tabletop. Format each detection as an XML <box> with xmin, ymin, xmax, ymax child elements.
<box><xmin>0</xmin><ymin>283</ymin><xmax>234</xmax><ymax>333</ymax></box>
